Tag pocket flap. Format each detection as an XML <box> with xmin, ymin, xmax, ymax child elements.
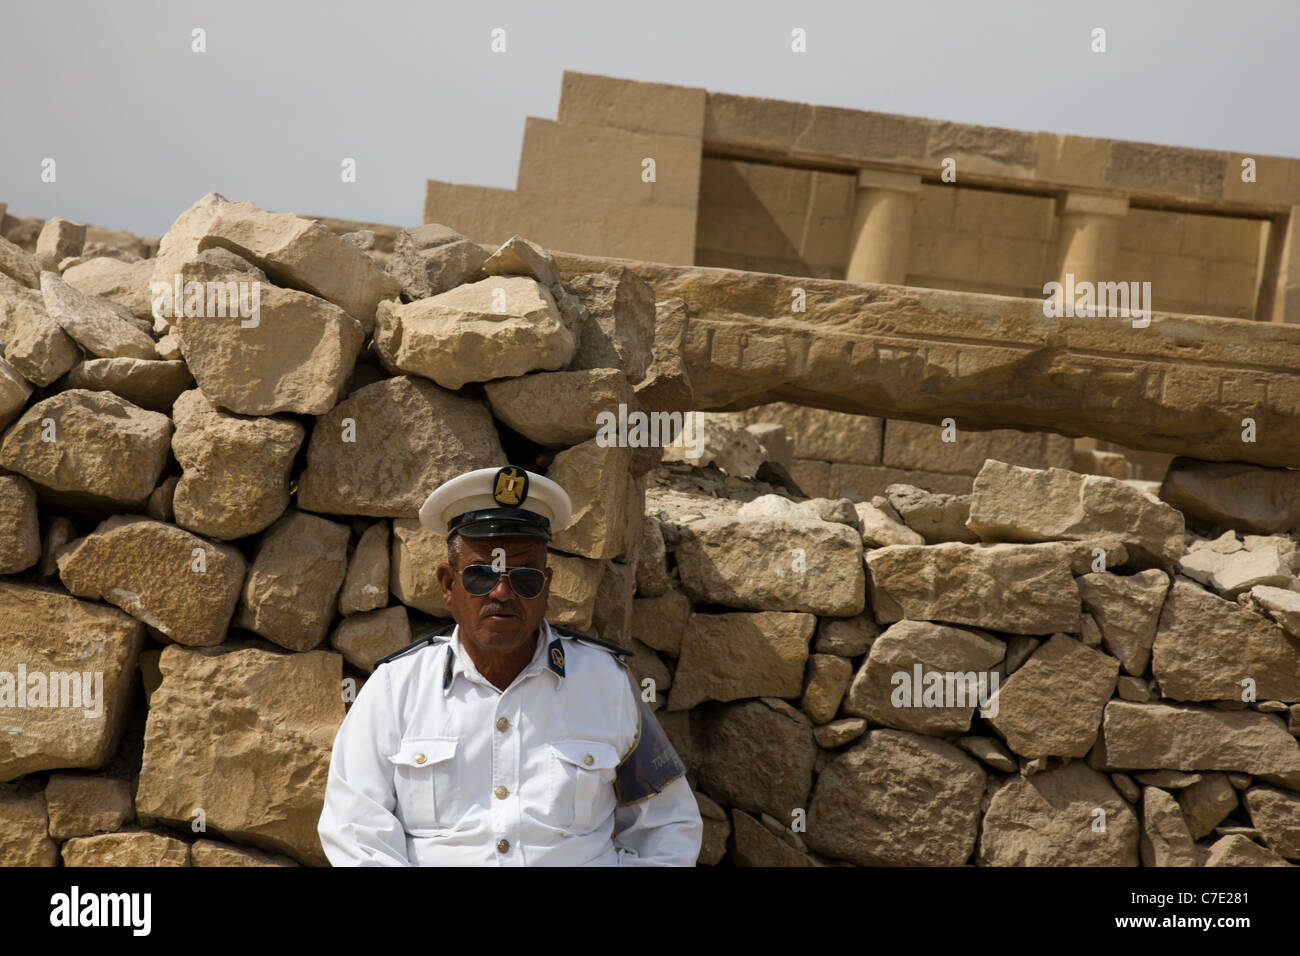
<box><xmin>551</xmin><ymin>740</ymin><xmax>621</xmax><ymax>771</ymax></box>
<box><xmin>388</xmin><ymin>736</ymin><xmax>457</xmax><ymax>768</ymax></box>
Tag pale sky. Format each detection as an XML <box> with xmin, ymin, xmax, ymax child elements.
<box><xmin>1</xmin><ymin>0</ymin><xmax>1296</xmax><ymax>238</ymax></box>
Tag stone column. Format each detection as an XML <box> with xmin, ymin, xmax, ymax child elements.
<box><xmin>846</xmin><ymin>170</ymin><xmax>922</xmax><ymax>285</ymax></box>
<box><xmin>1050</xmin><ymin>191</ymin><xmax>1130</xmax><ymax>305</ymax></box>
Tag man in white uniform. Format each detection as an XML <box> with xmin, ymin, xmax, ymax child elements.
<box><xmin>318</xmin><ymin>464</ymin><xmax>703</xmax><ymax>866</ymax></box>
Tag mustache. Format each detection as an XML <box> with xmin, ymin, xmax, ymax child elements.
<box><xmin>480</xmin><ymin>601</ymin><xmax>520</xmax><ymax>617</ymax></box>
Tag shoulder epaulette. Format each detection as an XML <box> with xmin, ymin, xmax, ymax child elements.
<box><xmin>551</xmin><ymin>624</ymin><xmax>635</xmax><ymax>658</ymax></box>
<box><xmin>373</xmin><ymin>624</ymin><xmax>455</xmax><ymax>669</ymax></box>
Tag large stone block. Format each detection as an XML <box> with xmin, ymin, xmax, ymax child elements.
<box><xmin>0</xmin><ymin>474</ymin><xmax>41</xmax><ymax>574</ymax></box>
<box><xmin>1075</xmin><ymin>569</ymin><xmax>1171</xmax><ymax>676</ymax></box>
<box><xmin>178</xmin><ymin>281</ymin><xmax>364</xmax><ymax>416</ymax></box>
<box><xmin>390</xmin><ymin>276</ymin><xmax>574</xmax><ymax>389</ymax></box>
<box><xmin>883</xmin><ymin>420</ymin><xmax>1071</xmax><ymax>474</ymax></box>
<box><xmin>197</xmin><ymin>200</ymin><xmax>400</xmax><ymax>329</ymax></box>
<box><xmin>548</xmin><ymin>439</ymin><xmax>633</xmax><ymax>560</ymax></box>
<box><xmin>806</xmin><ymin>729</ymin><xmax>984</xmax><ymax>866</ymax></box>
<box><xmin>866</xmin><ymin>542</ymin><xmax>1081</xmax><ymax>634</ymax></box>
<box><xmin>171</xmin><ymin>388</ymin><xmax>303</xmax><ymax>540</ymax></box>
<box><xmin>484</xmin><ymin>368</ymin><xmax>634</xmax><ymax>448</ymax></box>
<box><xmin>669</xmin><ymin>612</ymin><xmax>814</xmax><ymax>710</ymax></box>
<box><xmin>0</xmin><ymin>784</ymin><xmax>58</xmax><ymax>865</ymax></box>
<box><xmin>62</xmin><ymin>831</ymin><xmax>191</xmax><ymax>867</ymax></box>
<box><xmin>676</xmin><ymin>514</ymin><xmax>864</xmax><ymax>616</ymax></box>
<box><xmin>566</xmin><ymin>266</ymin><xmax>656</xmax><ymax>383</ymax></box>
<box><xmin>234</xmin><ymin>510</ymin><xmax>351</xmax><ymax>652</ymax></box>
<box><xmin>40</xmin><ymin>271</ymin><xmax>155</xmax><ymax>359</ymax></box>
<box><xmin>695</xmin><ymin>699</ymin><xmax>816</xmax><ymax>821</ymax></box>
<box><xmin>0</xmin><ymin>389</ymin><xmax>172</xmax><ymax>511</ymax></box>
<box><xmin>987</xmin><ymin>634</ymin><xmax>1119</xmax><ymax>758</ymax></box>
<box><xmin>0</xmin><ymin>273</ymin><xmax>79</xmax><ymax>385</ymax></box>
<box><xmin>0</xmin><ymin>582</ymin><xmax>144</xmax><ymax>781</ymax></box>
<box><xmin>136</xmin><ymin>644</ymin><xmax>343</xmax><ymax>866</ymax></box>
<box><xmin>979</xmin><ymin>763</ymin><xmax>1139</xmax><ymax>866</ymax></box>
<box><xmin>1152</xmin><ymin>580</ymin><xmax>1300</xmax><ymax>702</ymax></box>
<box><xmin>296</xmin><ymin>376</ymin><xmax>504</xmax><ymax>518</ymax></box>
<box><xmin>550</xmin><ymin>252</ymin><xmax>1300</xmax><ymax>470</ymax></box>
<box><xmin>967</xmin><ymin>460</ymin><xmax>1185</xmax><ymax>568</ymax></box>
<box><xmin>389</xmin><ymin>519</ymin><xmax>449</xmax><ymax>617</ymax></box>
<box><xmin>57</xmin><ymin>515</ymin><xmax>246</xmax><ymax>646</ymax></box>
<box><xmin>53</xmin><ymin>357</ymin><xmax>192</xmax><ymax>413</ymax></box>
<box><xmin>843</xmin><ymin>620</ymin><xmax>1004</xmax><ymax>734</ymax></box>
<box><xmin>1097</xmin><ymin>701</ymin><xmax>1300</xmax><ymax>788</ymax></box>
<box><xmin>1159</xmin><ymin>458</ymin><xmax>1300</xmax><ymax>533</ymax></box>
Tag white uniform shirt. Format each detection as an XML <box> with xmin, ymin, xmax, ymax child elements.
<box><xmin>318</xmin><ymin>619</ymin><xmax>703</xmax><ymax>866</ymax></box>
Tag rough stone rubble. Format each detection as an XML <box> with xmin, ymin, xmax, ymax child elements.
<box><xmin>0</xmin><ymin>197</ymin><xmax>1298</xmax><ymax>867</ymax></box>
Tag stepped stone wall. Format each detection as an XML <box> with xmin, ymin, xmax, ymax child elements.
<box><xmin>1</xmin><ymin>196</ymin><xmax>1298</xmax><ymax>867</ymax></box>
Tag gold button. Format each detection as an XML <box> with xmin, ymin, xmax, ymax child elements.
<box><xmin>496</xmin><ymin>717</ymin><xmax>509</xmax><ymax>732</ymax></box>
<box><xmin>415</xmin><ymin>754</ymin><xmax>426</xmax><ymax>764</ymax></box>
<box><xmin>583</xmin><ymin>754</ymin><xmax>594</xmax><ymax>766</ymax></box>
<box><xmin>494</xmin><ymin>785</ymin><xmax>508</xmax><ymax>800</ymax></box>
<box><xmin>497</xmin><ymin>839</ymin><xmax>510</xmax><ymax>854</ymax></box>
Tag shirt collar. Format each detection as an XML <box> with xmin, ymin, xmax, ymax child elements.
<box><xmin>443</xmin><ymin>619</ymin><xmax>564</xmax><ymax>694</ymax></box>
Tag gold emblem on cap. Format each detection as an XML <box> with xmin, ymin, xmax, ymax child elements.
<box><xmin>493</xmin><ymin>466</ymin><xmax>528</xmax><ymax>507</ymax></box>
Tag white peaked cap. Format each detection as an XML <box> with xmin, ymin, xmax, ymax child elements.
<box><xmin>418</xmin><ymin>465</ymin><xmax>573</xmax><ymax>538</ymax></box>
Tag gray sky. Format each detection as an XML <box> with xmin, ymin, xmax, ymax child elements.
<box><xmin>2</xmin><ymin>0</ymin><xmax>1296</xmax><ymax>238</ymax></box>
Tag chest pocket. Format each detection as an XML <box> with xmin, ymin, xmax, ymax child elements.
<box><xmin>388</xmin><ymin>736</ymin><xmax>457</xmax><ymax>832</ymax></box>
<box><xmin>549</xmin><ymin>740</ymin><xmax>621</xmax><ymax>834</ymax></box>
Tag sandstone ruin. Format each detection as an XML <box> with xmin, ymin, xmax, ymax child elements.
<box><xmin>2</xmin><ymin>73</ymin><xmax>1300</xmax><ymax>868</ymax></box>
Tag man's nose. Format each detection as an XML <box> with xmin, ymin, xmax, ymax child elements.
<box><xmin>490</xmin><ymin>572</ymin><xmax>515</xmax><ymax>600</ymax></box>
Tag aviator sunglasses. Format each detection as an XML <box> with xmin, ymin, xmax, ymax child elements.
<box><xmin>459</xmin><ymin>564</ymin><xmax>547</xmax><ymax>599</ymax></box>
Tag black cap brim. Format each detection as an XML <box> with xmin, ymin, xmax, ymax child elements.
<box><xmin>448</xmin><ymin>508</ymin><xmax>552</xmax><ymax>541</ymax></box>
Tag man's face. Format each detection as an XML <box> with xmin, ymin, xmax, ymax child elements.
<box><xmin>435</xmin><ymin>535</ymin><xmax>552</xmax><ymax>659</ymax></box>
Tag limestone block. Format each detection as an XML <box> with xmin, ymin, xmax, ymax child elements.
<box><xmin>296</xmin><ymin>376</ymin><xmax>504</xmax><ymax>517</ymax></box>
<box><xmin>807</xmin><ymin>729</ymin><xmax>985</xmax><ymax>866</ymax></box>
<box><xmin>329</xmin><ymin>606</ymin><xmax>412</xmax><ymax>674</ymax></box>
<box><xmin>54</xmin><ymin>357</ymin><xmax>192</xmax><ymax>413</ymax></box>
<box><xmin>867</xmin><ymin>542</ymin><xmax>1081</xmax><ymax>635</ymax></box>
<box><xmin>1074</xmin><ymin>569</ymin><xmax>1170</xmax><ymax>675</ymax></box>
<box><xmin>669</xmin><ymin>612</ymin><xmax>814</xmax><ymax>710</ymax></box>
<box><xmin>339</xmin><ymin>520</ymin><xmax>390</xmax><ymax>615</ymax></box>
<box><xmin>1153</xmin><ymin>580</ymin><xmax>1300</xmax><ymax>702</ymax></box>
<box><xmin>40</xmin><ymin>271</ymin><xmax>155</xmax><ymax>359</ymax></box>
<box><xmin>136</xmin><ymin>643</ymin><xmax>343</xmax><ymax>865</ymax></box>
<box><xmin>0</xmin><ymin>582</ymin><xmax>144</xmax><ymax>781</ymax></box>
<box><xmin>566</xmin><ymin>266</ymin><xmax>656</xmax><ymax>383</ymax></box>
<box><xmin>695</xmin><ymin>699</ymin><xmax>816</xmax><ymax>821</ymax></box>
<box><xmin>843</xmin><ymin>620</ymin><xmax>1005</xmax><ymax>735</ymax></box>
<box><xmin>44</xmin><ymin>774</ymin><xmax>134</xmax><ymax>840</ymax></box>
<box><xmin>548</xmin><ymin>439</ymin><xmax>632</xmax><ymax>560</ymax></box>
<box><xmin>171</xmin><ymin>388</ymin><xmax>303</xmax><ymax>540</ymax></box>
<box><xmin>235</xmin><ymin>509</ymin><xmax>351</xmax><ymax>652</ymax></box>
<box><xmin>978</xmin><ymin>763</ymin><xmax>1139</xmax><ymax>866</ymax></box>
<box><xmin>178</xmin><ymin>281</ymin><xmax>364</xmax><ymax>416</ymax></box>
<box><xmin>0</xmin><ymin>390</ymin><xmax>172</xmax><ymax>512</ymax></box>
<box><xmin>391</xmin><ymin>276</ymin><xmax>573</xmax><ymax>389</ymax></box>
<box><xmin>58</xmin><ymin>515</ymin><xmax>246</xmax><ymax>646</ymax></box>
<box><xmin>676</xmin><ymin>514</ymin><xmax>864</xmax><ymax>616</ymax></box>
<box><xmin>967</xmin><ymin>460</ymin><xmax>1185</xmax><ymax>568</ymax></box>
<box><xmin>0</xmin><ymin>474</ymin><xmax>41</xmax><ymax>574</ymax></box>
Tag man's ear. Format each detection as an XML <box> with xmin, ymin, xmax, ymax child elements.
<box><xmin>435</xmin><ymin>562</ymin><xmax>456</xmax><ymax>604</ymax></box>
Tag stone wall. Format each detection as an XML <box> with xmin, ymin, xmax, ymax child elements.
<box><xmin>1</xmin><ymin>199</ymin><xmax>1298</xmax><ymax>867</ymax></box>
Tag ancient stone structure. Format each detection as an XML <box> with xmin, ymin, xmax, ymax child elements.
<box><xmin>2</xmin><ymin>185</ymin><xmax>1299</xmax><ymax>867</ymax></box>
<box><xmin>420</xmin><ymin>70</ymin><xmax>1300</xmax><ymax>485</ymax></box>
